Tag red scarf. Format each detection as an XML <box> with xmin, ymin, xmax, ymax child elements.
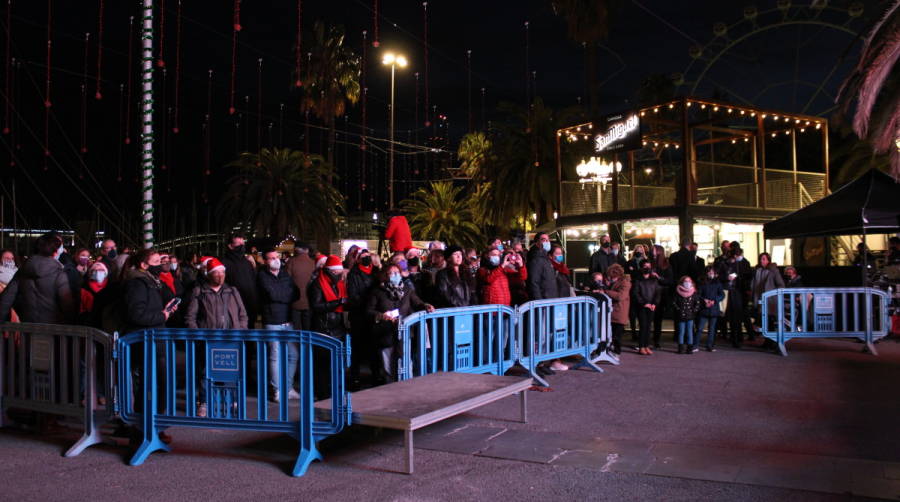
<box><xmin>318</xmin><ymin>273</ymin><xmax>348</xmax><ymax>312</ymax></box>
<box><xmin>88</xmin><ymin>279</ymin><xmax>107</xmax><ymax>294</ymax></box>
<box><xmin>358</xmin><ymin>264</ymin><xmax>373</xmax><ymax>275</ymax></box>
<box><xmin>158</xmin><ymin>271</ymin><xmax>176</xmax><ymax>294</ymax></box>
<box><xmin>550</xmin><ymin>259</ymin><xmax>570</xmax><ymax>277</ymax></box>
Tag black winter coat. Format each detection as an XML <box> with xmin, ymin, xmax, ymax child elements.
<box><xmin>366</xmin><ymin>282</ymin><xmax>428</xmax><ymax>348</ymax></box>
<box><xmin>434</xmin><ymin>267</ymin><xmax>473</xmax><ymax>308</ymax></box>
<box><xmin>0</xmin><ymin>255</ymin><xmax>76</xmax><ymax>323</ymax></box>
<box><xmin>698</xmin><ymin>280</ymin><xmax>725</xmax><ymax>317</ymax></box>
<box><xmin>122</xmin><ymin>271</ymin><xmax>168</xmax><ymax>333</ymax></box>
<box><xmin>257</xmin><ymin>269</ymin><xmax>299</xmax><ymax>325</ymax></box>
<box><xmin>308</xmin><ymin>275</ymin><xmax>347</xmax><ymax>337</ymax></box>
<box><xmin>672</xmin><ymin>292</ymin><xmax>703</xmax><ymax>321</ymax></box>
<box><xmin>526</xmin><ymin>246</ymin><xmax>559</xmax><ymax>300</ymax></box>
<box><xmin>632</xmin><ymin>276</ymin><xmax>661</xmax><ymax>307</ymax></box>
<box><xmin>221</xmin><ymin>248</ymin><xmax>259</xmax><ymax>314</ymax></box>
<box><xmin>346</xmin><ymin>265</ymin><xmax>378</xmax><ymax>312</ymax></box>
<box><xmin>669</xmin><ymin>248</ymin><xmax>698</xmax><ymax>282</ymax></box>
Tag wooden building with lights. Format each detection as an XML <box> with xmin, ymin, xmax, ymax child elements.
<box><xmin>554</xmin><ymin>97</ymin><xmax>829</xmax><ymax>269</ymax></box>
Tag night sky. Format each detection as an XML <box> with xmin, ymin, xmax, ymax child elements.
<box><xmin>0</xmin><ymin>0</ymin><xmax>884</xmax><ymax>245</ymax></box>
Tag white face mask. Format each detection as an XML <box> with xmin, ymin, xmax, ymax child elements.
<box><xmin>1</xmin><ymin>259</ymin><xmax>14</xmax><ymax>268</ymax></box>
<box><xmin>682</xmin><ymin>281</ymin><xmax>693</xmax><ymax>289</ymax></box>
<box><xmin>169</xmin><ymin>262</ymin><xmax>178</xmax><ymax>271</ymax></box>
<box><xmin>90</xmin><ymin>270</ymin><xmax>108</xmax><ymax>283</ymax></box>
<box><xmin>268</xmin><ymin>259</ymin><xmax>282</xmax><ymax>271</ymax></box>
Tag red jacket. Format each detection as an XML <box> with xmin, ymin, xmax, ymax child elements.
<box><xmin>478</xmin><ymin>265</ymin><xmax>527</xmax><ymax>306</ymax></box>
<box><xmin>384</xmin><ymin>215</ymin><xmax>413</xmax><ymax>253</ymax></box>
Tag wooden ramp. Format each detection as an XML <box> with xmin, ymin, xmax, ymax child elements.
<box><xmin>316</xmin><ymin>372</ymin><xmax>531</xmax><ymax>474</ymax></box>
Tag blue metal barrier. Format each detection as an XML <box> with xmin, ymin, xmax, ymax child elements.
<box><xmin>578</xmin><ymin>292</ymin><xmax>620</xmax><ymax>368</ymax></box>
<box><xmin>116</xmin><ymin>328</ymin><xmax>351</xmax><ymax>476</ymax></box>
<box><xmin>0</xmin><ymin>322</ymin><xmax>115</xmax><ymax>457</ymax></box>
<box><xmin>760</xmin><ymin>288</ymin><xmax>891</xmax><ymax>356</ymax></box>
<box><xmin>398</xmin><ymin>305</ymin><xmax>517</xmax><ymax>381</ymax></box>
<box><xmin>517</xmin><ymin>296</ymin><xmax>604</xmax><ymax>387</ymax></box>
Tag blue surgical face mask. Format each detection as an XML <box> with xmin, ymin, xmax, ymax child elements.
<box><xmin>170</xmin><ymin>262</ymin><xmax>178</xmax><ymax>271</ymax></box>
<box><xmin>398</xmin><ymin>259</ymin><xmax>408</xmax><ymax>271</ymax></box>
<box><xmin>554</xmin><ymin>255</ymin><xmax>564</xmax><ymax>263</ymax></box>
<box><xmin>735</xmin><ymin>255</ymin><xmax>744</xmax><ymax>262</ymax></box>
<box><xmin>542</xmin><ymin>242</ymin><xmax>551</xmax><ymax>252</ymax></box>
<box><xmin>489</xmin><ymin>255</ymin><xmax>500</xmax><ymax>266</ymax></box>
<box><xmin>497</xmin><ymin>244</ymin><xmax>504</xmax><ymax>252</ymax></box>
<box><xmin>389</xmin><ymin>273</ymin><xmax>402</xmax><ymax>286</ymax></box>
<box><xmin>91</xmin><ymin>270</ymin><xmax>107</xmax><ymax>283</ymax></box>
<box><xmin>55</xmin><ymin>244</ymin><xmax>65</xmax><ymax>261</ymax></box>
<box><xmin>611</xmin><ymin>248</ymin><xmax>619</xmax><ymax>256</ymax></box>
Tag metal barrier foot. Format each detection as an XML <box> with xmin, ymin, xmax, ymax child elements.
<box><xmin>777</xmin><ymin>342</ymin><xmax>788</xmax><ymax>357</ymax></box>
<box><xmin>528</xmin><ymin>368</ymin><xmax>550</xmax><ymax>388</ymax></box>
<box><xmin>573</xmin><ymin>357</ymin><xmax>604</xmax><ymax>373</ymax></box>
<box><xmin>590</xmin><ymin>349</ymin><xmax>620</xmax><ymax>366</ymax></box>
<box><xmin>64</xmin><ymin>426</ymin><xmax>103</xmax><ymax>457</ymax></box>
<box><xmin>291</xmin><ymin>446</ymin><xmax>323</xmax><ymax>477</ymax></box>
<box><xmin>128</xmin><ymin>431</ymin><xmax>171</xmax><ymax>466</ymax></box>
<box><xmin>864</xmin><ymin>342</ymin><xmax>879</xmax><ymax>356</ymax></box>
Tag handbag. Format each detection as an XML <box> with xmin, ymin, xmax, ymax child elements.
<box><xmin>718</xmin><ymin>290</ymin><xmax>729</xmax><ymax>316</ymax></box>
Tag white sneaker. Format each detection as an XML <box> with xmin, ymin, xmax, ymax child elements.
<box><xmin>692</xmin><ymin>348</ymin><xmax>699</xmax><ymax>353</ymax></box>
<box><xmin>273</xmin><ymin>391</ymin><xmax>281</xmax><ymax>403</ymax></box>
<box><xmin>288</xmin><ymin>389</ymin><xmax>301</xmax><ymax>400</ymax></box>
<box><xmin>550</xmin><ymin>360</ymin><xmax>568</xmax><ymax>371</ymax></box>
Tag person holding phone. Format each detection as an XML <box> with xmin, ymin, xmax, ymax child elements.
<box><xmin>477</xmin><ymin>248</ymin><xmax>527</xmax><ymax>306</ymax></box>
<box><xmin>367</xmin><ymin>264</ymin><xmax>434</xmax><ymax>384</ymax></box>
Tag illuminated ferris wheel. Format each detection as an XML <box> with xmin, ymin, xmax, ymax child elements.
<box><xmin>672</xmin><ymin>1</ymin><xmax>869</xmax><ymax>117</ymax></box>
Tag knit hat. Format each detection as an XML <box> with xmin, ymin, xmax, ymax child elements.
<box><xmin>324</xmin><ymin>254</ymin><xmax>343</xmax><ymax>272</ymax></box>
<box><xmin>206</xmin><ymin>257</ymin><xmax>226</xmax><ymax>274</ymax></box>
<box><xmin>89</xmin><ymin>261</ymin><xmax>109</xmax><ymax>274</ymax></box>
<box><xmin>444</xmin><ymin>245</ymin><xmax>463</xmax><ymax>258</ymax></box>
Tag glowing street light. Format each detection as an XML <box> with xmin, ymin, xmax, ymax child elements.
<box><xmin>382</xmin><ymin>52</ymin><xmax>408</xmax><ymax>209</ymax></box>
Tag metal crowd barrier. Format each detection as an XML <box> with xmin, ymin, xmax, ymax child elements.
<box><xmin>760</xmin><ymin>288</ymin><xmax>891</xmax><ymax>356</ymax></box>
<box><xmin>517</xmin><ymin>296</ymin><xmax>606</xmax><ymax>387</ymax></box>
<box><xmin>0</xmin><ymin>322</ymin><xmax>115</xmax><ymax>457</ymax></box>
<box><xmin>578</xmin><ymin>292</ymin><xmax>619</xmax><ymax>368</ymax></box>
<box><xmin>117</xmin><ymin>328</ymin><xmax>351</xmax><ymax>477</ymax></box>
<box><xmin>398</xmin><ymin>305</ymin><xmax>517</xmax><ymax>381</ymax></box>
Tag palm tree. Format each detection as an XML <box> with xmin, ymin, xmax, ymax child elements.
<box><xmin>470</xmin><ymin>98</ymin><xmax>581</xmax><ymax>227</ymax></box>
<box><xmin>837</xmin><ymin>0</ymin><xmax>899</xmax><ymax>178</ymax></box>
<box><xmin>301</xmin><ymin>22</ymin><xmax>361</xmax><ymax>166</ymax></box>
<box><xmin>218</xmin><ymin>148</ymin><xmax>344</xmax><ymax>243</ymax></box>
<box><xmin>829</xmin><ymin>127</ymin><xmax>892</xmax><ymax>188</ymax></box>
<box><xmin>457</xmin><ymin>131</ymin><xmax>494</xmax><ymax>179</ymax></box>
<box><xmin>400</xmin><ymin>181</ymin><xmax>484</xmax><ymax>249</ymax></box>
<box><xmin>552</xmin><ymin>0</ymin><xmax>615</xmax><ymax>116</ymax></box>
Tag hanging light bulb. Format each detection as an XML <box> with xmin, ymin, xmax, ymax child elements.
<box><xmin>700</xmin><ymin>104</ymin><xmax>706</xmax><ymax>109</ymax></box>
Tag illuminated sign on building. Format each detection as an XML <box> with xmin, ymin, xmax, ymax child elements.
<box><xmin>594</xmin><ymin>112</ymin><xmax>641</xmax><ymax>153</ymax></box>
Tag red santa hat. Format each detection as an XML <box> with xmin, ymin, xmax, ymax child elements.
<box><xmin>206</xmin><ymin>257</ymin><xmax>226</xmax><ymax>274</ymax></box>
<box><xmin>315</xmin><ymin>255</ymin><xmax>328</xmax><ymax>269</ymax></box>
<box><xmin>200</xmin><ymin>256</ymin><xmax>215</xmax><ymax>267</ymax></box>
<box><xmin>324</xmin><ymin>254</ymin><xmax>343</xmax><ymax>272</ymax></box>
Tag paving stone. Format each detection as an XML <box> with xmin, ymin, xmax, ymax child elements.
<box><xmin>734</xmin><ymin>465</ymin><xmax>852</xmax><ymax>495</ymax></box>
<box><xmin>849</xmin><ymin>475</ymin><xmax>900</xmax><ymax>500</ymax></box>
<box><xmin>415</xmin><ymin>425</ymin><xmax>508</xmax><ymax>455</ymax></box>
<box><xmin>475</xmin><ymin>429</ymin><xmax>567</xmax><ymax>464</ymax></box>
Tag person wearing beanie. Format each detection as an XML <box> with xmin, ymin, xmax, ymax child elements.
<box><xmin>79</xmin><ymin>261</ymin><xmax>115</xmax><ymax>328</ymax></box>
<box><xmin>308</xmin><ymin>254</ymin><xmax>349</xmax><ymax>399</ymax></box>
<box><xmin>672</xmin><ymin>275</ymin><xmax>703</xmax><ymax>354</ymax></box>
<box><xmin>434</xmin><ymin>245</ymin><xmax>474</xmax><ymax>308</ymax></box>
<box><xmin>257</xmin><ymin>249</ymin><xmax>300</xmax><ymax>402</ymax></box>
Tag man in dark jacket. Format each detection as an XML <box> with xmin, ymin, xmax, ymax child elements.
<box><xmin>258</xmin><ymin>249</ymin><xmax>300</xmax><ymax>402</ymax></box>
<box><xmin>0</xmin><ymin>232</ymin><xmax>76</xmax><ymax>323</ymax></box>
<box><xmin>632</xmin><ymin>262</ymin><xmax>661</xmax><ymax>354</ymax></box>
<box><xmin>588</xmin><ymin>234</ymin><xmax>614</xmax><ymax>274</ymax></box>
<box><xmin>346</xmin><ymin>249</ymin><xmax>379</xmax><ymax>388</ymax></box>
<box><xmin>185</xmin><ymin>258</ymin><xmax>248</xmax><ymax>330</ymax></box>
<box><xmin>526</xmin><ymin>232</ymin><xmax>559</xmax><ymax>300</ymax></box>
<box><xmin>221</xmin><ymin>235</ymin><xmax>259</xmax><ymax>328</ymax></box>
<box><xmin>669</xmin><ymin>240</ymin><xmax>696</xmax><ymax>283</ymax></box>
<box><xmin>287</xmin><ymin>243</ymin><xmax>316</xmax><ymax>331</ymax></box>
<box><xmin>722</xmin><ymin>247</ymin><xmax>753</xmax><ymax>348</ymax></box>
<box><xmin>122</xmin><ymin>249</ymin><xmax>177</xmax><ymax>333</ymax></box>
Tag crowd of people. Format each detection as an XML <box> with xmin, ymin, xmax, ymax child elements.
<box><xmin>0</xmin><ymin>230</ymin><xmax>826</xmax><ymax>403</ymax></box>
<box><xmin>586</xmin><ymin>238</ymin><xmax>799</xmax><ymax>355</ymax></box>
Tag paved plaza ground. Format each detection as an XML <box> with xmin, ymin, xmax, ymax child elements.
<box><xmin>2</xmin><ymin>335</ymin><xmax>900</xmax><ymax>501</ymax></box>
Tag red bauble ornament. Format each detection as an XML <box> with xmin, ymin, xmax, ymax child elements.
<box><xmin>94</xmin><ymin>92</ymin><xmax>103</xmax><ymax>100</ymax></box>
<box><xmin>44</xmin><ymin>100</ymin><xmax>52</xmax><ymax>108</ymax></box>
<box><xmin>372</xmin><ymin>40</ymin><xmax>380</xmax><ymax>47</ymax></box>
<box><xmin>295</xmin><ymin>79</ymin><xmax>303</xmax><ymax>87</ymax></box>
<box><xmin>425</xmin><ymin>121</ymin><xmax>431</xmax><ymax>127</ymax></box>
<box><xmin>80</xmin><ymin>147</ymin><xmax>88</xmax><ymax>153</ymax></box>
<box><xmin>234</xmin><ymin>23</ymin><xmax>242</xmax><ymax>32</ymax></box>
<box><xmin>157</xmin><ymin>59</ymin><xmax>165</xmax><ymax>68</ymax></box>
<box><xmin>229</xmin><ymin>106</ymin><xmax>236</xmax><ymax>115</ymax></box>
<box><xmin>124</xmin><ymin>137</ymin><xmax>131</xmax><ymax>144</ymax></box>
<box><xmin>172</xmin><ymin>127</ymin><xmax>179</xmax><ymax>134</ymax></box>
<box><xmin>44</xmin><ymin>149</ymin><xmax>50</xmax><ymax>156</ymax></box>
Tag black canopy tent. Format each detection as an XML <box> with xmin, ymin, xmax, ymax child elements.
<box><xmin>764</xmin><ymin>168</ymin><xmax>900</xmax><ymax>280</ymax></box>
<box><xmin>764</xmin><ymin>169</ymin><xmax>900</xmax><ymax>239</ymax></box>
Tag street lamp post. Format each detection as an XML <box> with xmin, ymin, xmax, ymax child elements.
<box><xmin>382</xmin><ymin>52</ymin><xmax>407</xmax><ymax>209</ymax></box>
